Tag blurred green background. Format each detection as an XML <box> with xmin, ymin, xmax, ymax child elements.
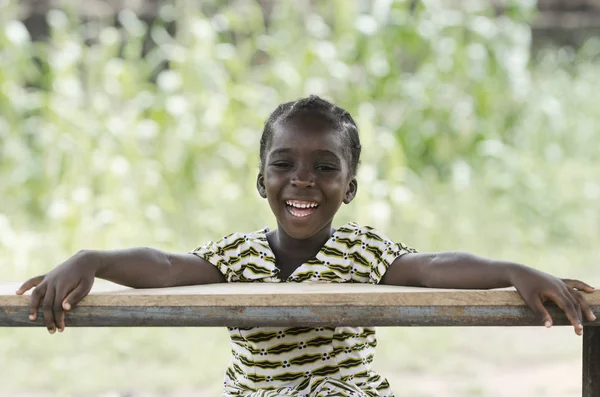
<box><xmin>1</xmin><ymin>0</ymin><xmax>599</xmax><ymax>396</ymax></box>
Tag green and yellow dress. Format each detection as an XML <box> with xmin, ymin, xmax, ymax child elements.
<box><xmin>192</xmin><ymin>222</ymin><xmax>416</xmax><ymax>397</ymax></box>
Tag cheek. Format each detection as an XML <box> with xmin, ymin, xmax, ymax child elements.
<box><xmin>329</xmin><ymin>173</ymin><xmax>348</xmax><ymax>185</ymax></box>
<box><xmin>263</xmin><ymin>174</ymin><xmax>284</xmax><ymax>196</ymax></box>
<box><xmin>324</xmin><ymin>177</ymin><xmax>349</xmax><ymax>197</ymax></box>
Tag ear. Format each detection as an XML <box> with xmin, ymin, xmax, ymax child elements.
<box><xmin>256</xmin><ymin>173</ymin><xmax>267</xmax><ymax>198</ymax></box>
<box><xmin>343</xmin><ymin>178</ymin><xmax>358</xmax><ymax>204</ymax></box>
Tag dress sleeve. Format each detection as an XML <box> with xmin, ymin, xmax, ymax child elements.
<box><xmin>371</xmin><ymin>239</ymin><xmax>417</xmax><ymax>284</ymax></box>
<box><xmin>348</xmin><ymin>224</ymin><xmax>417</xmax><ymax>284</ymax></box>
<box><xmin>190</xmin><ymin>231</ymin><xmax>277</xmax><ymax>283</ymax></box>
<box><xmin>189</xmin><ymin>233</ymin><xmax>245</xmax><ymax>282</ymax></box>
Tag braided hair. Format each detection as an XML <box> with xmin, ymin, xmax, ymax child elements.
<box><xmin>259</xmin><ymin>95</ymin><xmax>361</xmax><ymax>176</ymax></box>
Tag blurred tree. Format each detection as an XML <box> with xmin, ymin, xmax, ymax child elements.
<box><xmin>535</xmin><ymin>0</ymin><xmax>600</xmax><ymax>48</ymax></box>
<box><xmin>1</xmin><ymin>0</ymin><xmax>599</xmax><ymax>258</ymax></box>
<box><xmin>17</xmin><ymin>0</ymin><xmax>600</xmax><ymax>49</ymax></box>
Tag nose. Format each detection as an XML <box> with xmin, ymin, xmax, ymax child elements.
<box><xmin>291</xmin><ymin>165</ymin><xmax>314</xmax><ymax>188</ymax></box>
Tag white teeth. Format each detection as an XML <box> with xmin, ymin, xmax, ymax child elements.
<box><xmin>286</xmin><ymin>201</ymin><xmax>318</xmax><ymax>209</ymax></box>
<box><xmin>289</xmin><ymin>210</ymin><xmax>311</xmax><ymax>217</ymax></box>
<box><xmin>285</xmin><ymin>201</ymin><xmax>318</xmax><ymax>217</ymax></box>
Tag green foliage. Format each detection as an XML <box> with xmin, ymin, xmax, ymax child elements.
<box><xmin>0</xmin><ymin>0</ymin><xmax>599</xmax><ymax>272</ymax></box>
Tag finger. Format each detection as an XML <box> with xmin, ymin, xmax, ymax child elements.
<box><xmin>527</xmin><ymin>295</ymin><xmax>554</xmax><ymax>328</ymax></box>
<box><xmin>62</xmin><ymin>279</ymin><xmax>93</xmax><ymax>312</ymax></box>
<box><xmin>54</xmin><ymin>287</ymin><xmax>66</xmax><ymax>333</ymax></box>
<box><xmin>562</xmin><ymin>279</ymin><xmax>595</xmax><ymax>293</ymax></box>
<box><xmin>42</xmin><ymin>287</ymin><xmax>57</xmax><ymax>334</ymax></box>
<box><xmin>16</xmin><ymin>275</ymin><xmax>45</xmax><ymax>295</ymax></box>
<box><xmin>28</xmin><ymin>283</ymin><xmax>47</xmax><ymax>321</ymax></box>
<box><xmin>563</xmin><ymin>289</ymin><xmax>583</xmax><ymax>326</ymax></box>
<box><xmin>547</xmin><ymin>292</ymin><xmax>582</xmax><ymax>335</ymax></box>
<box><xmin>571</xmin><ymin>289</ymin><xmax>597</xmax><ymax>322</ymax></box>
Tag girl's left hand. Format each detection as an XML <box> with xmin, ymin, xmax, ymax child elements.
<box><xmin>511</xmin><ymin>267</ymin><xmax>596</xmax><ymax>335</ymax></box>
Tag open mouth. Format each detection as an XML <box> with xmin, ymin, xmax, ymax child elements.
<box><xmin>285</xmin><ymin>200</ymin><xmax>319</xmax><ymax>218</ymax></box>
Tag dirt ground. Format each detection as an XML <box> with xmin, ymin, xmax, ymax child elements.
<box><xmin>2</xmin><ymin>327</ymin><xmax>586</xmax><ymax>397</ymax></box>
<box><xmin>389</xmin><ymin>360</ymin><xmax>582</xmax><ymax>397</ymax></box>
<box><xmin>4</xmin><ymin>360</ymin><xmax>582</xmax><ymax>397</ymax></box>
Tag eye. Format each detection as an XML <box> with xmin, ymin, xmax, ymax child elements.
<box><xmin>316</xmin><ymin>164</ymin><xmax>338</xmax><ymax>172</ymax></box>
<box><xmin>270</xmin><ymin>161</ymin><xmax>292</xmax><ymax>169</ymax></box>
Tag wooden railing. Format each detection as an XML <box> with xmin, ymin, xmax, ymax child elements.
<box><xmin>1</xmin><ymin>282</ymin><xmax>598</xmax><ymax>395</ymax></box>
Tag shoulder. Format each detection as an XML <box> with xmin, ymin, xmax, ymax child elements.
<box><xmin>190</xmin><ymin>227</ymin><xmax>275</xmax><ymax>282</ymax></box>
<box><xmin>335</xmin><ymin>222</ymin><xmax>393</xmax><ymax>243</ymax></box>
<box><xmin>338</xmin><ymin>222</ymin><xmax>417</xmax><ymax>252</ymax></box>
<box><xmin>335</xmin><ymin>223</ymin><xmax>417</xmax><ymax>284</ymax></box>
<box><xmin>190</xmin><ymin>227</ymin><xmax>270</xmax><ymax>258</ymax></box>
<box><xmin>219</xmin><ymin>228</ymin><xmax>268</xmax><ymax>247</ymax></box>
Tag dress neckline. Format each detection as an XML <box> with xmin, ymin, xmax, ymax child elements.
<box><xmin>259</xmin><ymin>226</ymin><xmax>341</xmax><ymax>281</ymax></box>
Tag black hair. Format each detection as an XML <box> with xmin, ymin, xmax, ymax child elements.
<box><xmin>259</xmin><ymin>95</ymin><xmax>361</xmax><ymax>176</ymax></box>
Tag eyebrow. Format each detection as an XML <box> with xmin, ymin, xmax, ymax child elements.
<box><xmin>269</xmin><ymin>148</ymin><xmax>292</xmax><ymax>156</ymax></box>
<box><xmin>270</xmin><ymin>148</ymin><xmax>341</xmax><ymax>159</ymax></box>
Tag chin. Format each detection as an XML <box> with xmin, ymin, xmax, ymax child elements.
<box><xmin>278</xmin><ymin>224</ymin><xmax>316</xmax><ymax>240</ymax></box>
<box><xmin>279</xmin><ymin>217</ymin><xmax>332</xmax><ymax>241</ymax></box>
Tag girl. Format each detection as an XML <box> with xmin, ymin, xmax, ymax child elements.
<box><xmin>17</xmin><ymin>96</ymin><xmax>596</xmax><ymax>397</ymax></box>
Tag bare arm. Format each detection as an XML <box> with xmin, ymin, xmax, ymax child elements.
<box><xmin>381</xmin><ymin>252</ymin><xmax>596</xmax><ymax>335</ymax></box>
<box><xmin>381</xmin><ymin>251</ymin><xmax>517</xmax><ymax>289</ymax></box>
<box><xmin>93</xmin><ymin>248</ymin><xmax>225</xmax><ymax>288</ymax></box>
<box><xmin>16</xmin><ymin>248</ymin><xmax>225</xmax><ymax>333</ymax></box>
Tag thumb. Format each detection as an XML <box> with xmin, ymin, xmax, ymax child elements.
<box><xmin>16</xmin><ymin>275</ymin><xmax>45</xmax><ymax>295</ymax></box>
<box><xmin>562</xmin><ymin>279</ymin><xmax>595</xmax><ymax>293</ymax></box>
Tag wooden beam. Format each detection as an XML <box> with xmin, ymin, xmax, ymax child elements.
<box><xmin>583</xmin><ymin>326</ymin><xmax>600</xmax><ymax>397</ymax></box>
<box><xmin>1</xmin><ymin>282</ymin><xmax>599</xmax><ymax>328</ymax></box>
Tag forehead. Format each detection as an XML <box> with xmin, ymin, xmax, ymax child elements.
<box><xmin>269</xmin><ymin>117</ymin><xmax>345</xmax><ymax>154</ymax></box>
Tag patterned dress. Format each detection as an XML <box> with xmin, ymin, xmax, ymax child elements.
<box><xmin>191</xmin><ymin>222</ymin><xmax>416</xmax><ymax>397</ymax></box>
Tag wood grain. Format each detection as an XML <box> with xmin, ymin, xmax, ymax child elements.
<box><xmin>1</xmin><ymin>281</ymin><xmax>599</xmax><ymax>327</ymax></box>
<box><xmin>3</xmin><ymin>281</ymin><xmax>600</xmax><ymax>307</ymax></box>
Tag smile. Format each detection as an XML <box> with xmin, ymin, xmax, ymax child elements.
<box><xmin>285</xmin><ymin>200</ymin><xmax>319</xmax><ymax>218</ymax></box>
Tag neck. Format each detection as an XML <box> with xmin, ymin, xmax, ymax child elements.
<box><xmin>273</xmin><ymin>223</ymin><xmax>334</xmax><ymax>258</ymax></box>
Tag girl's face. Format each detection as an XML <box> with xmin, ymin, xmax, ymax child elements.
<box><xmin>257</xmin><ymin>118</ymin><xmax>357</xmax><ymax>240</ymax></box>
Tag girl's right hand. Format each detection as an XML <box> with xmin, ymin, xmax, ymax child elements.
<box><xmin>15</xmin><ymin>250</ymin><xmax>99</xmax><ymax>334</ymax></box>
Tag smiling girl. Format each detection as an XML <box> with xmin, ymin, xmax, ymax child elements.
<box><xmin>16</xmin><ymin>96</ymin><xmax>596</xmax><ymax>397</ymax></box>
